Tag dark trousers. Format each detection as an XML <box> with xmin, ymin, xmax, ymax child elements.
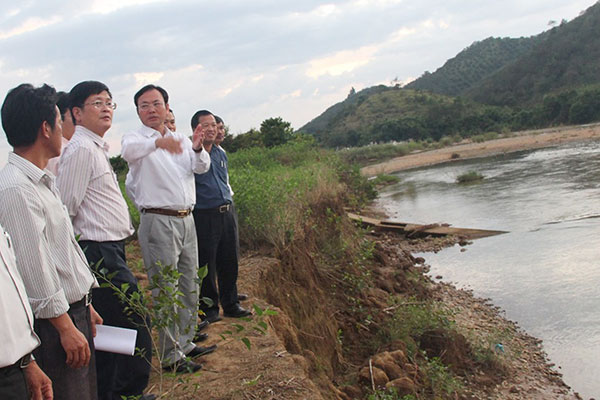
<box><xmin>34</xmin><ymin>302</ymin><xmax>97</xmax><ymax>400</ymax></box>
<box><xmin>0</xmin><ymin>363</ymin><xmax>28</xmax><ymax>400</ymax></box>
<box><xmin>80</xmin><ymin>240</ymin><xmax>152</xmax><ymax>400</ymax></box>
<box><xmin>193</xmin><ymin>205</ymin><xmax>240</xmax><ymax>318</ymax></box>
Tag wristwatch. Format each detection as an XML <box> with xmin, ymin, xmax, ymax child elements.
<box><xmin>19</xmin><ymin>353</ymin><xmax>33</xmax><ymax>369</ymax></box>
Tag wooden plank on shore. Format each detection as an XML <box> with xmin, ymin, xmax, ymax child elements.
<box><xmin>348</xmin><ymin>213</ymin><xmax>507</xmax><ymax>239</ymax></box>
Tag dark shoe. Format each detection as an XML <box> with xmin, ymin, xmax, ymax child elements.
<box><xmin>201</xmin><ymin>313</ymin><xmax>222</xmax><ymax>323</ymax></box>
<box><xmin>197</xmin><ymin>319</ymin><xmax>210</xmax><ymax>331</ymax></box>
<box><xmin>163</xmin><ymin>359</ymin><xmax>202</xmax><ymax>373</ymax></box>
<box><xmin>140</xmin><ymin>394</ymin><xmax>157</xmax><ymax>400</ymax></box>
<box><xmin>187</xmin><ymin>344</ymin><xmax>217</xmax><ymax>358</ymax></box>
<box><xmin>193</xmin><ymin>332</ymin><xmax>208</xmax><ymax>342</ymax></box>
<box><xmin>238</xmin><ymin>293</ymin><xmax>249</xmax><ymax>301</ymax></box>
<box><xmin>224</xmin><ymin>304</ymin><xmax>252</xmax><ymax>318</ymax></box>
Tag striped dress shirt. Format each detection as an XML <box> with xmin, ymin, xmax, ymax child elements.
<box><xmin>57</xmin><ymin>126</ymin><xmax>133</xmax><ymax>241</ymax></box>
<box><xmin>0</xmin><ymin>153</ymin><xmax>97</xmax><ymax>319</ymax></box>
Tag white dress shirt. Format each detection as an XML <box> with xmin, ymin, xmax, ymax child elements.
<box><xmin>0</xmin><ymin>153</ymin><xmax>97</xmax><ymax>319</ymax></box>
<box><xmin>0</xmin><ymin>226</ymin><xmax>40</xmax><ymax>367</ymax></box>
<box><xmin>57</xmin><ymin>126</ymin><xmax>134</xmax><ymax>241</ymax></box>
<box><xmin>122</xmin><ymin>124</ymin><xmax>210</xmax><ymax>210</ymax></box>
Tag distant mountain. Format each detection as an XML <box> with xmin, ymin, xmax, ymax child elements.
<box><xmin>300</xmin><ymin>86</ymin><xmax>511</xmax><ymax>147</ymax></box>
<box><xmin>466</xmin><ymin>2</ymin><xmax>600</xmax><ymax>106</ymax></box>
<box><xmin>405</xmin><ymin>36</ymin><xmax>540</xmax><ymax>96</ymax></box>
<box><xmin>300</xmin><ymin>2</ymin><xmax>600</xmax><ymax>147</ymax></box>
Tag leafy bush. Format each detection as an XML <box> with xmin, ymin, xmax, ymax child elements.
<box><xmin>456</xmin><ymin>171</ymin><xmax>485</xmax><ymax>184</ymax></box>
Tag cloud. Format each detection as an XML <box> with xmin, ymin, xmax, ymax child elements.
<box><xmin>306</xmin><ymin>45</ymin><xmax>379</xmax><ymax>78</ymax></box>
<box><xmin>0</xmin><ymin>16</ymin><xmax>62</xmax><ymax>40</ymax></box>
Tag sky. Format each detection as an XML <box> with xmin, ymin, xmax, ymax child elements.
<box><xmin>0</xmin><ymin>0</ymin><xmax>597</xmax><ymax>165</ymax></box>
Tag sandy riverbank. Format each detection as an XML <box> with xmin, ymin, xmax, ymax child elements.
<box><xmin>361</xmin><ymin>123</ymin><xmax>600</xmax><ymax>176</ymax></box>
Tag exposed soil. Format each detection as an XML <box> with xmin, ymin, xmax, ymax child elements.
<box><xmin>133</xmin><ymin>223</ymin><xmax>582</xmax><ymax>399</ymax></box>
<box><xmin>361</xmin><ymin>123</ymin><xmax>600</xmax><ymax>176</ymax></box>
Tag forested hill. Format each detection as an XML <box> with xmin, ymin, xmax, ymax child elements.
<box><xmin>466</xmin><ymin>1</ymin><xmax>600</xmax><ymax>106</ymax></box>
<box><xmin>299</xmin><ymin>2</ymin><xmax>600</xmax><ymax>148</ymax></box>
<box><xmin>405</xmin><ymin>36</ymin><xmax>540</xmax><ymax>96</ymax></box>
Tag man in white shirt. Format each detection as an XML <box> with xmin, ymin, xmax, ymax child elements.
<box><xmin>0</xmin><ymin>224</ymin><xmax>53</xmax><ymax>400</ymax></box>
<box><xmin>57</xmin><ymin>81</ymin><xmax>154</xmax><ymax>400</ymax></box>
<box><xmin>45</xmin><ymin>91</ymin><xmax>75</xmax><ymax>176</ymax></box>
<box><xmin>165</xmin><ymin>108</ymin><xmax>176</xmax><ymax>132</ymax></box>
<box><xmin>0</xmin><ymin>83</ymin><xmax>102</xmax><ymax>400</ymax></box>
<box><xmin>121</xmin><ymin>85</ymin><xmax>214</xmax><ymax>373</ymax></box>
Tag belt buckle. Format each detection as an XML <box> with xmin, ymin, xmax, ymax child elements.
<box><xmin>177</xmin><ymin>209</ymin><xmax>188</xmax><ymax>217</ymax></box>
<box><xmin>219</xmin><ymin>204</ymin><xmax>229</xmax><ymax>213</ymax></box>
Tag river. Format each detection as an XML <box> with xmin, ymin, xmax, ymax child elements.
<box><xmin>376</xmin><ymin>140</ymin><xmax>600</xmax><ymax>399</ymax></box>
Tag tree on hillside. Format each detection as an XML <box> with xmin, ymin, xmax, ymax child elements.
<box><xmin>260</xmin><ymin>117</ymin><xmax>294</xmax><ymax>148</ymax></box>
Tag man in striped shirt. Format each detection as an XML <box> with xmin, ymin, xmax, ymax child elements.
<box><xmin>0</xmin><ymin>83</ymin><xmax>102</xmax><ymax>399</ymax></box>
<box><xmin>56</xmin><ymin>81</ymin><xmax>154</xmax><ymax>400</ymax></box>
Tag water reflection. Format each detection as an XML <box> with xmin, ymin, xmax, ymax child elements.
<box><xmin>378</xmin><ymin>140</ymin><xmax>600</xmax><ymax>398</ymax></box>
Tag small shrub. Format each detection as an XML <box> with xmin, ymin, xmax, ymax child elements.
<box><xmin>456</xmin><ymin>171</ymin><xmax>484</xmax><ymax>184</ymax></box>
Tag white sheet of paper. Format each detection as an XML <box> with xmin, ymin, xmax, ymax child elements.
<box><xmin>94</xmin><ymin>325</ymin><xmax>138</xmax><ymax>355</ymax></box>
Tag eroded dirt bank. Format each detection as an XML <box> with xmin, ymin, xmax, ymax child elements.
<box><xmin>155</xmin><ymin>227</ymin><xmax>581</xmax><ymax>399</ymax></box>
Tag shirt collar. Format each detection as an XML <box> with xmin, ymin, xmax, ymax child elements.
<box><xmin>75</xmin><ymin>125</ymin><xmax>110</xmax><ymax>152</ymax></box>
<box><xmin>8</xmin><ymin>152</ymin><xmax>53</xmax><ymax>187</ymax></box>
<box><xmin>139</xmin><ymin>124</ymin><xmax>170</xmax><ymax>139</ymax></box>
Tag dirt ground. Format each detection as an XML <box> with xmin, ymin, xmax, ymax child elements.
<box><xmin>138</xmin><ymin>231</ymin><xmax>582</xmax><ymax>399</ymax></box>
<box><xmin>361</xmin><ymin>123</ymin><xmax>600</xmax><ymax>176</ymax></box>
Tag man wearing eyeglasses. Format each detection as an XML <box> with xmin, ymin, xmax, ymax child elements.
<box><xmin>121</xmin><ymin>85</ymin><xmax>214</xmax><ymax>374</ymax></box>
<box><xmin>57</xmin><ymin>81</ymin><xmax>154</xmax><ymax>400</ymax></box>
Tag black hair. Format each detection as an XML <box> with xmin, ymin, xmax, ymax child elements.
<box><xmin>190</xmin><ymin>110</ymin><xmax>213</xmax><ymax>130</ymax></box>
<box><xmin>1</xmin><ymin>83</ymin><xmax>58</xmax><ymax>147</ymax></box>
<box><xmin>134</xmin><ymin>84</ymin><xmax>169</xmax><ymax>107</ymax></box>
<box><xmin>56</xmin><ymin>91</ymin><xmax>74</xmax><ymax>124</ymax></box>
<box><xmin>214</xmin><ymin>115</ymin><xmax>223</xmax><ymax>124</ymax></box>
<box><xmin>69</xmin><ymin>81</ymin><xmax>111</xmax><ymax>109</ymax></box>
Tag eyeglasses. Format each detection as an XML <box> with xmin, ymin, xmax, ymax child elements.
<box><xmin>138</xmin><ymin>101</ymin><xmax>165</xmax><ymax>111</ymax></box>
<box><xmin>85</xmin><ymin>100</ymin><xmax>117</xmax><ymax>110</ymax></box>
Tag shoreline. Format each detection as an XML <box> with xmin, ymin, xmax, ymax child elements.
<box><xmin>361</xmin><ymin>123</ymin><xmax>600</xmax><ymax>176</ymax></box>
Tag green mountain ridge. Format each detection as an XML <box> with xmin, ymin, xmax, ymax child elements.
<box><xmin>405</xmin><ymin>36</ymin><xmax>541</xmax><ymax>96</ymax></box>
<box><xmin>299</xmin><ymin>2</ymin><xmax>600</xmax><ymax>147</ymax></box>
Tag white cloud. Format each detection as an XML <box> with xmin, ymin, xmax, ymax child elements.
<box><xmin>306</xmin><ymin>45</ymin><xmax>378</xmax><ymax>78</ymax></box>
<box><xmin>0</xmin><ymin>16</ymin><xmax>62</xmax><ymax>40</ymax></box>
<box><xmin>89</xmin><ymin>0</ymin><xmax>167</xmax><ymax>14</ymax></box>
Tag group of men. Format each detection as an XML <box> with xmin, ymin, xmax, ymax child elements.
<box><xmin>0</xmin><ymin>81</ymin><xmax>249</xmax><ymax>400</ymax></box>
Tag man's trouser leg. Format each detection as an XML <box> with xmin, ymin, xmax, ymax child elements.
<box><xmin>80</xmin><ymin>240</ymin><xmax>152</xmax><ymax>400</ymax></box>
<box><xmin>139</xmin><ymin>213</ymin><xmax>198</xmax><ymax>365</ymax></box>
<box><xmin>193</xmin><ymin>210</ymin><xmax>221</xmax><ymax>320</ymax></box>
<box><xmin>33</xmin><ymin>302</ymin><xmax>97</xmax><ymax>400</ymax></box>
<box><xmin>0</xmin><ymin>363</ymin><xmax>28</xmax><ymax>400</ymax></box>
<box><xmin>216</xmin><ymin>210</ymin><xmax>240</xmax><ymax>311</ymax></box>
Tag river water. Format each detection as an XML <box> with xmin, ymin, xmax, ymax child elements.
<box><xmin>376</xmin><ymin>140</ymin><xmax>600</xmax><ymax>399</ymax></box>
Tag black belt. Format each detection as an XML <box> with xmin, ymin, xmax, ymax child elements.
<box><xmin>142</xmin><ymin>208</ymin><xmax>191</xmax><ymax>217</ymax></box>
<box><xmin>195</xmin><ymin>203</ymin><xmax>231</xmax><ymax>214</ymax></box>
<box><xmin>0</xmin><ymin>353</ymin><xmax>32</xmax><ymax>373</ymax></box>
<box><xmin>69</xmin><ymin>292</ymin><xmax>92</xmax><ymax>310</ymax></box>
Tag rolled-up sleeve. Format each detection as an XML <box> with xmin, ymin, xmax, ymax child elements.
<box><xmin>0</xmin><ymin>186</ymin><xmax>70</xmax><ymax>318</ymax></box>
